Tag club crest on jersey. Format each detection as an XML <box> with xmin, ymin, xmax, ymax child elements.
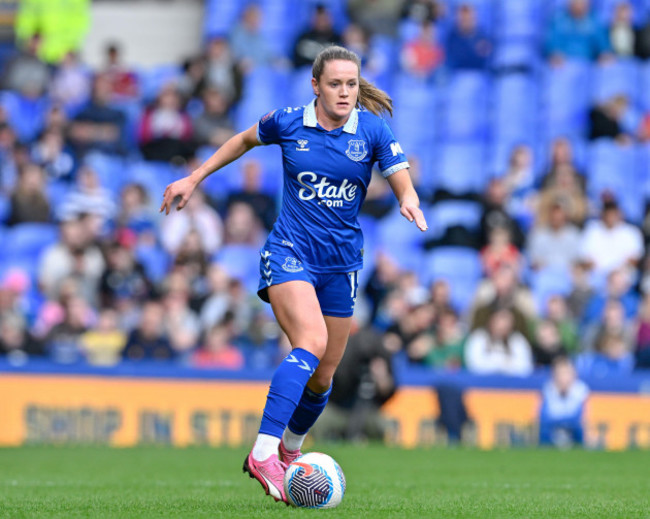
<box><xmin>282</xmin><ymin>257</ymin><xmax>304</xmax><ymax>273</ymax></box>
<box><xmin>296</xmin><ymin>139</ymin><xmax>310</xmax><ymax>151</ymax></box>
<box><xmin>345</xmin><ymin>140</ymin><xmax>367</xmax><ymax>161</ymax></box>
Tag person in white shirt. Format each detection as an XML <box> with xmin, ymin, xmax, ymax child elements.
<box><xmin>579</xmin><ymin>199</ymin><xmax>643</xmax><ymax>277</ymax></box>
<box><xmin>464</xmin><ymin>307</ymin><xmax>534</xmax><ymax>376</ymax></box>
<box><xmin>527</xmin><ymin>199</ymin><xmax>581</xmax><ymax>271</ymax></box>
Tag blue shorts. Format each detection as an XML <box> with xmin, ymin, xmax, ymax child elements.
<box><xmin>257</xmin><ymin>243</ymin><xmax>359</xmax><ymax>318</ymax></box>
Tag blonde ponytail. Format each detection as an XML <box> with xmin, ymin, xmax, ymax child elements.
<box><xmin>358</xmin><ymin>76</ymin><xmax>393</xmax><ymax>117</ymax></box>
<box><xmin>312</xmin><ymin>45</ymin><xmax>393</xmax><ymax>118</ymax></box>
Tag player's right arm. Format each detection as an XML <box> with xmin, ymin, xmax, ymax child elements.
<box><xmin>159</xmin><ymin>124</ymin><xmax>259</xmax><ymax>215</ymax></box>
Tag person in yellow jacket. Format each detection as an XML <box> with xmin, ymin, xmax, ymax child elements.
<box><xmin>15</xmin><ymin>0</ymin><xmax>89</xmax><ymax>64</ymax></box>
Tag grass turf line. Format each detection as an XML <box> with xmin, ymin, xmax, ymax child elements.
<box><xmin>0</xmin><ymin>446</ymin><xmax>648</xmax><ymax>518</ymax></box>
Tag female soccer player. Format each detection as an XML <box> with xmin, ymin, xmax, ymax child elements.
<box><xmin>160</xmin><ymin>46</ymin><xmax>427</xmax><ymax>502</ymax></box>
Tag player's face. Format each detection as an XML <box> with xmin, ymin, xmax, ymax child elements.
<box><xmin>313</xmin><ymin>59</ymin><xmax>359</xmax><ymax>125</ymax></box>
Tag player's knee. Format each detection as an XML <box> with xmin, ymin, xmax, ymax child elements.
<box><xmin>301</xmin><ymin>332</ymin><xmax>328</xmax><ymax>360</ymax></box>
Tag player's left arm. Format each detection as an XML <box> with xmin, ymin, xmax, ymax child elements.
<box><xmin>386</xmin><ymin>169</ymin><xmax>428</xmax><ymax>232</ymax></box>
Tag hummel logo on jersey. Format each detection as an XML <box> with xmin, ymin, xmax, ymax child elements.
<box><xmin>390</xmin><ymin>142</ymin><xmax>404</xmax><ymax>157</ymax></box>
<box><xmin>286</xmin><ymin>354</ymin><xmax>315</xmax><ymax>373</ymax></box>
<box><xmin>297</xmin><ymin>171</ymin><xmax>358</xmax><ymax>207</ymax></box>
<box><xmin>296</xmin><ymin>139</ymin><xmax>310</xmax><ymax>151</ymax></box>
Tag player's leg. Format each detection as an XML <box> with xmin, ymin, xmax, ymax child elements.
<box><xmin>281</xmin><ymin>315</ymin><xmax>352</xmax><ymax>463</ymax></box>
<box><xmin>281</xmin><ymin>270</ymin><xmax>359</xmax><ymax>462</ymax></box>
<box><xmin>244</xmin><ymin>279</ymin><xmax>327</xmax><ymax>502</ymax></box>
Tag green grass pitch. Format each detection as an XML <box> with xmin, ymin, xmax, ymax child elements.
<box><xmin>0</xmin><ymin>446</ymin><xmax>648</xmax><ymax>518</ymax></box>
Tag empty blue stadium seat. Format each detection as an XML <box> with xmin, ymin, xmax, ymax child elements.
<box><xmin>375</xmin><ymin>207</ymin><xmax>427</xmax><ymax>272</ymax></box>
<box><xmin>138</xmin><ymin>64</ymin><xmax>183</xmax><ymax>103</ymax></box>
<box><xmin>135</xmin><ymin>244</ymin><xmax>171</xmax><ymax>284</ymax></box>
<box><xmin>492</xmin><ymin>73</ymin><xmax>538</xmax><ymax>144</ymax></box>
<box><xmin>427</xmin><ymin>200</ymin><xmax>482</xmax><ymax>239</ymax></box>
<box><xmin>640</xmin><ymin>61</ymin><xmax>650</xmax><ymax>112</ymax></box>
<box><xmin>440</xmin><ymin>72</ymin><xmax>490</xmax><ymax>141</ymax></box>
<box><xmin>0</xmin><ymin>195</ymin><xmax>9</xmax><ymax>223</ymax></box>
<box><xmin>541</xmin><ymin>61</ymin><xmax>592</xmax><ymax>138</ymax></box>
<box><xmin>591</xmin><ymin>59</ymin><xmax>640</xmax><ymax>106</ymax></box>
<box><xmin>529</xmin><ymin>265</ymin><xmax>572</xmax><ymax>311</ymax></box>
<box><xmin>587</xmin><ymin>140</ymin><xmax>643</xmax><ymax>222</ymax></box>
<box><xmin>432</xmin><ymin>142</ymin><xmax>489</xmax><ymax>194</ymax></box>
<box><xmin>1</xmin><ymin>91</ymin><xmax>49</xmax><ymax>143</ymax></box>
<box><xmin>83</xmin><ymin>152</ymin><xmax>129</xmax><ymax>195</ymax></box>
<box><xmin>423</xmin><ymin>246</ymin><xmax>482</xmax><ymax>311</ymax></box>
<box><xmin>4</xmin><ymin>223</ymin><xmax>59</xmax><ymax>260</ymax></box>
<box><xmin>203</xmin><ymin>0</ymin><xmax>244</xmax><ymax>39</ymax></box>
<box><xmin>213</xmin><ymin>244</ymin><xmax>261</xmax><ymax>293</ymax></box>
<box><xmin>129</xmin><ymin>161</ymin><xmax>182</xmax><ymax>202</ymax></box>
<box><xmin>496</xmin><ymin>0</ymin><xmax>543</xmax><ymax>41</ymax></box>
<box><xmin>234</xmin><ymin>66</ymin><xmax>290</xmax><ymax>131</ymax></box>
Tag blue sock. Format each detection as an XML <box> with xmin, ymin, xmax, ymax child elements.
<box><xmin>287</xmin><ymin>385</ymin><xmax>332</xmax><ymax>435</ymax></box>
<box><xmin>258</xmin><ymin>348</ymin><xmax>320</xmax><ymax>438</ymax></box>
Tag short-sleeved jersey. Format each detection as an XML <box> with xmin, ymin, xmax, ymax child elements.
<box><xmin>257</xmin><ymin>99</ymin><xmax>409</xmax><ymax>273</ymax></box>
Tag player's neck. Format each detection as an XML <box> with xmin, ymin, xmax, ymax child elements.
<box><xmin>315</xmin><ymin>100</ymin><xmax>349</xmax><ymax>131</ymax></box>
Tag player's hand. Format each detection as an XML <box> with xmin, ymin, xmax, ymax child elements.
<box><xmin>159</xmin><ymin>176</ymin><xmax>198</xmax><ymax>215</ymax></box>
<box><xmin>400</xmin><ymin>204</ymin><xmax>428</xmax><ymax>232</ymax></box>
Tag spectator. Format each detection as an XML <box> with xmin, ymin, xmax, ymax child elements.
<box><xmin>471</xmin><ymin>265</ymin><xmax>536</xmax><ymax>340</ymax></box>
<box><xmin>421</xmin><ymin>307</ymin><xmax>465</xmax><ymax>370</ymax></box>
<box><xmin>385</xmin><ymin>288</ymin><xmax>435</xmax><ymax>361</ymax></box>
<box><xmin>479</xmin><ymin>177</ymin><xmax>526</xmax><ymax>249</ymax></box>
<box><xmin>400</xmin><ymin>20</ymin><xmax>444</xmax><ymax>79</ymax></box>
<box><xmin>583</xmin><ymin>298</ymin><xmax>636</xmax><ymax>352</ymax></box>
<box><xmin>7</xmin><ymin>162</ymin><xmax>51</xmax><ymax>226</ymax></box>
<box><xmin>192</xmin><ymin>87</ymin><xmax>236</xmax><ymax>148</ymax></box>
<box><xmin>502</xmin><ymin>145</ymin><xmax>536</xmax><ymax>225</ymax></box>
<box><xmin>30</xmin><ymin>127</ymin><xmax>76</xmax><ymax>182</ymax></box>
<box><xmin>78</xmin><ymin>307</ymin><xmax>127</xmax><ymax>366</ymax></box>
<box><xmin>545</xmin><ymin>295</ymin><xmax>579</xmax><ymax>354</ymax></box>
<box><xmin>204</xmin><ymin>37</ymin><xmax>243</xmax><ymax>105</ymax></box>
<box><xmin>177</xmin><ymin>54</ymin><xmax>208</xmax><ymax>102</ymax></box>
<box><xmin>192</xmin><ymin>313</ymin><xmax>244</xmax><ymax>370</ymax></box>
<box><xmin>116</xmin><ymin>182</ymin><xmax>158</xmax><ymax>235</ymax></box>
<box><xmin>480</xmin><ymin>225</ymin><xmax>522</xmax><ymax>278</ymax></box>
<box><xmin>588</xmin><ymin>95</ymin><xmax>632</xmax><ymax>143</ymax></box>
<box><xmin>292</xmin><ymin>4</ymin><xmax>342</xmax><ymax>69</ymax></box>
<box><xmin>161</xmin><ymin>270</ymin><xmax>201</xmax><ymax>356</ymax></box>
<box><xmin>222</xmin><ymin>200</ymin><xmax>266</xmax><ymax>247</ymax></box>
<box><xmin>68</xmin><ymin>75</ymin><xmax>127</xmax><ymax>156</ymax></box>
<box><xmin>199</xmin><ymin>264</ymin><xmax>233</xmax><ymax>331</ymax></box>
<box><xmin>537</xmin><ymin>164</ymin><xmax>588</xmax><ymax>227</ymax></box>
<box><xmin>49</xmin><ymin>51</ymin><xmax>92</xmax><ymax>116</ymax></box>
<box><xmin>635</xmin><ymin>293</ymin><xmax>650</xmax><ymax>368</ymax></box>
<box><xmin>0</xmin><ymin>123</ymin><xmax>20</xmax><ymax>194</ymax></box>
<box><xmin>541</xmin><ymin>137</ymin><xmax>586</xmax><ymax>189</ymax></box>
<box><xmin>539</xmin><ymin>357</ymin><xmax>589</xmax><ymax>447</ymax></box>
<box><xmin>634</xmin><ymin>7</ymin><xmax>650</xmax><ymax>59</ymax></box>
<box><xmin>45</xmin><ymin>295</ymin><xmax>93</xmax><ymax>364</ymax></box>
<box><xmin>531</xmin><ymin>319</ymin><xmax>568</xmax><ymax>367</ymax></box>
<box><xmin>401</xmin><ymin>0</ymin><xmax>444</xmax><ymax>24</ymax></box>
<box><xmin>123</xmin><ymin>300</ymin><xmax>174</xmax><ymax>361</ymax></box>
<box><xmin>575</xmin><ymin>332</ymin><xmax>635</xmax><ymax>377</ymax></box>
<box><xmin>96</xmin><ymin>42</ymin><xmax>139</xmax><ymax>100</ymax></box>
<box><xmin>446</xmin><ymin>4</ymin><xmax>492</xmax><ymax>71</ymax></box>
<box><xmin>2</xmin><ymin>33</ymin><xmax>51</xmax><ymax>97</ymax></box>
<box><xmin>313</xmin><ymin>321</ymin><xmax>397</xmax><ymax>441</ymax></box>
<box><xmin>174</xmin><ymin>229</ymin><xmax>210</xmax><ymax>305</ymax></box>
<box><xmin>609</xmin><ymin>1</ymin><xmax>636</xmax><ymax>57</ymax></box>
<box><xmin>579</xmin><ymin>199</ymin><xmax>644</xmax><ymax>277</ymax></box>
<box><xmin>59</xmin><ymin>165</ymin><xmax>116</xmax><ymax>228</ymax></box>
<box><xmin>581</xmin><ymin>268</ymin><xmax>639</xmax><ymax>326</ymax></box>
<box><xmin>545</xmin><ymin>0</ymin><xmax>611</xmax><ymax>64</ymax></box>
<box><xmin>527</xmin><ymin>199</ymin><xmax>581</xmax><ymax>271</ymax></box>
<box><xmin>99</xmin><ymin>240</ymin><xmax>152</xmax><ymax>309</ymax></box>
<box><xmin>39</xmin><ymin>216</ymin><xmax>106</xmax><ymax>304</ymax></box>
<box><xmin>0</xmin><ymin>313</ymin><xmax>44</xmax><ymax>363</ymax></box>
<box><xmin>567</xmin><ymin>263</ymin><xmax>595</xmax><ymax>321</ymax></box>
<box><xmin>160</xmin><ymin>188</ymin><xmax>223</xmax><ymax>255</ymax></box>
<box><xmin>226</xmin><ymin>159</ymin><xmax>277</xmax><ymax>231</ymax></box>
<box><xmin>229</xmin><ymin>4</ymin><xmax>276</xmax><ymax>71</ymax></box>
<box><xmin>138</xmin><ymin>83</ymin><xmax>195</xmax><ymax>162</ymax></box>
<box><xmin>364</xmin><ymin>252</ymin><xmax>403</xmax><ymax>327</ymax></box>
<box><xmin>464</xmin><ymin>307</ymin><xmax>534</xmax><ymax>376</ymax></box>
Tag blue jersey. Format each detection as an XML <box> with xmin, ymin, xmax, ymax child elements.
<box><xmin>256</xmin><ymin>99</ymin><xmax>409</xmax><ymax>273</ymax></box>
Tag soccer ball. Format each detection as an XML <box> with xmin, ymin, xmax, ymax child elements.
<box><xmin>283</xmin><ymin>452</ymin><xmax>346</xmax><ymax>509</ymax></box>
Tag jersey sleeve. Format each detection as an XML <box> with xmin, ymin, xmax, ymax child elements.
<box><xmin>256</xmin><ymin>109</ymin><xmax>282</xmax><ymax>145</ymax></box>
<box><xmin>373</xmin><ymin>119</ymin><xmax>410</xmax><ymax>178</ymax></box>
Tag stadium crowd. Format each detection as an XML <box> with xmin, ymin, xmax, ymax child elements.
<box><xmin>2</xmin><ymin>0</ymin><xmax>650</xmax><ymax>406</ymax></box>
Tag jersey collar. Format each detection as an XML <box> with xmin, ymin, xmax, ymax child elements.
<box><xmin>304</xmin><ymin>99</ymin><xmax>359</xmax><ymax>134</ymax></box>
